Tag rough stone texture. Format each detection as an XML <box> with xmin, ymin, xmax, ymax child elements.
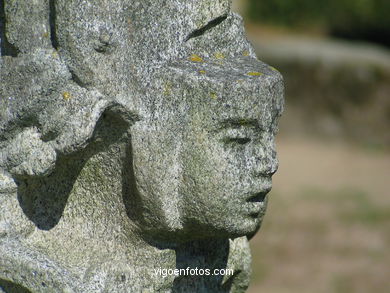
<box><xmin>0</xmin><ymin>1</ymin><xmax>284</xmax><ymax>292</ymax></box>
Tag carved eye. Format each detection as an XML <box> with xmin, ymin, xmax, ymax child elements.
<box><xmin>224</xmin><ymin>137</ymin><xmax>251</xmax><ymax>145</ymax></box>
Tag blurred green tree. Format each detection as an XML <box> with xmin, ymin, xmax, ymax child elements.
<box><xmin>247</xmin><ymin>0</ymin><xmax>390</xmax><ymax>46</ymax></box>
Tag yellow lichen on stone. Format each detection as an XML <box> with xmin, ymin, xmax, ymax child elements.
<box><xmin>163</xmin><ymin>82</ymin><xmax>172</xmax><ymax>96</ymax></box>
<box><xmin>243</xmin><ymin>50</ymin><xmax>250</xmax><ymax>57</ymax></box>
<box><xmin>247</xmin><ymin>72</ymin><xmax>263</xmax><ymax>76</ymax></box>
<box><xmin>189</xmin><ymin>54</ymin><xmax>204</xmax><ymax>63</ymax></box>
<box><xmin>51</xmin><ymin>51</ymin><xmax>59</xmax><ymax>59</ymax></box>
<box><xmin>62</xmin><ymin>92</ymin><xmax>72</xmax><ymax>100</ymax></box>
<box><xmin>42</xmin><ymin>32</ymin><xmax>49</xmax><ymax>38</ymax></box>
<box><xmin>199</xmin><ymin>70</ymin><xmax>206</xmax><ymax>74</ymax></box>
<box><xmin>210</xmin><ymin>92</ymin><xmax>218</xmax><ymax>99</ymax></box>
<box><xmin>214</xmin><ymin>52</ymin><xmax>225</xmax><ymax>60</ymax></box>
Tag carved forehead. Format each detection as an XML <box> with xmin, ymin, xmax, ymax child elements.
<box><xmin>157</xmin><ymin>57</ymin><xmax>284</xmax><ymax>127</ymax></box>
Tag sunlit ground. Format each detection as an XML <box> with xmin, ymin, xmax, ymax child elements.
<box><xmin>247</xmin><ymin>131</ymin><xmax>390</xmax><ymax>293</ymax></box>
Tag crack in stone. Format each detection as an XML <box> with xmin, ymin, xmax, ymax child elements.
<box><xmin>49</xmin><ymin>0</ymin><xmax>59</xmax><ymax>50</ymax></box>
<box><xmin>185</xmin><ymin>14</ymin><xmax>228</xmax><ymax>42</ymax></box>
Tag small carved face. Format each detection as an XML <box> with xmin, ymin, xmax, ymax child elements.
<box><xmin>179</xmin><ymin>124</ymin><xmax>276</xmax><ymax>238</ymax></box>
<box><xmin>130</xmin><ymin>61</ymin><xmax>284</xmax><ymax>240</ymax></box>
<box><xmin>179</xmin><ymin>87</ymin><xmax>282</xmax><ymax>238</ymax></box>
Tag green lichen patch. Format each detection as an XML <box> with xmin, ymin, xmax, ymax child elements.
<box><xmin>247</xmin><ymin>72</ymin><xmax>264</xmax><ymax>77</ymax></box>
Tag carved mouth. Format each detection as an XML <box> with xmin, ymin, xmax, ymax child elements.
<box><xmin>245</xmin><ymin>189</ymin><xmax>270</xmax><ymax>217</ymax></box>
<box><xmin>247</xmin><ymin>191</ymin><xmax>268</xmax><ymax>203</ymax></box>
<box><xmin>245</xmin><ymin>192</ymin><xmax>269</xmax><ymax>217</ymax></box>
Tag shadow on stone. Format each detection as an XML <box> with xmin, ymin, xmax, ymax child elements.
<box><xmin>0</xmin><ymin>279</ymin><xmax>31</xmax><ymax>293</ymax></box>
<box><xmin>121</xmin><ymin>132</ymin><xmax>142</xmax><ymax>229</ymax></box>
<box><xmin>0</xmin><ymin>0</ymin><xmax>19</xmax><ymax>56</ymax></box>
<box><xmin>15</xmin><ymin>107</ymin><xmax>131</xmax><ymax>231</ymax></box>
<box><xmin>172</xmin><ymin>239</ymin><xmax>231</xmax><ymax>293</ymax></box>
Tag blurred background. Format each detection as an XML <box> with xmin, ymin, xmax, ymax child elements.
<box><xmin>232</xmin><ymin>1</ymin><xmax>390</xmax><ymax>292</ymax></box>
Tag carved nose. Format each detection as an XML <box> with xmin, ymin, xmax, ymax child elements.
<box><xmin>266</xmin><ymin>159</ymin><xmax>278</xmax><ymax>176</ymax></box>
<box><xmin>254</xmin><ymin>158</ymin><xmax>278</xmax><ymax>177</ymax></box>
<box><xmin>252</xmin><ymin>148</ymin><xmax>278</xmax><ymax>177</ymax></box>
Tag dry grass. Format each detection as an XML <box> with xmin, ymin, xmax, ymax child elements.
<box><xmin>247</xmin><ymin>135</ymin><xmax>390</xmax><ymax>293</ymax></box>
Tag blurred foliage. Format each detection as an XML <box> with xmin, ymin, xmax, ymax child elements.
<box><xmin>247</xmin><ymin>0</ymin><xmax>390</xmax><ymax>46</ymax></box>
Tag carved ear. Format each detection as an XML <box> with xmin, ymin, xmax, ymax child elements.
<box><xmin>52</xmin><ymin>100</ymin><xmax>140</xmax><ymax>155</ymax></box>
<box><xmin>0</xmin><ymin>90</ymin><xmax>138</xmax><ymax>178</ymax></box>
<box><xmin>1</xmin><ymin>0</ymin><xmax>54</xmax><ymax>55</ymax></box>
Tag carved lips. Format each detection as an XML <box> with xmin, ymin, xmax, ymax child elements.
<box><xmin>245</xmin><ymin>181</ymin><xmax>272</xmax><ymax>216</ymax></box>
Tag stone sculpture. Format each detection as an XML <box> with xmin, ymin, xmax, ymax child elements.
<box><xmin>0</xmin><ymin>0</ymin><xmax>284</xmax><ymax>292</ymax></box>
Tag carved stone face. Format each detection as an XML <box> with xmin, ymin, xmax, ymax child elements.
<box><xmin>180</xmin><ymin>101</ymin><xmax>280</xmax><ymax>239</ymax></box>
<box><xmin>130</xmin><ymin>60</ymin><xmax>284</xmax><ymax>241</ymax></box>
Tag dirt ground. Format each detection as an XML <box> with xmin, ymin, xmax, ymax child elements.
<box><xmin>247</xmin><ymin>132</ymin><xmax>390</xmax><ymax>293</ymax></box>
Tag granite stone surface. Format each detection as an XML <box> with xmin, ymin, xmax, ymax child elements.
<box><xmin>0</xmin><ymin>0</ymin><xmax>284</xmax><ymax>292</ymax></box>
